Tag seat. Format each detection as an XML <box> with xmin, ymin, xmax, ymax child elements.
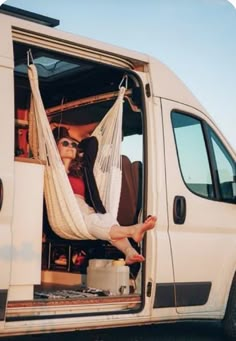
<box><xmin>117</xmin><ymin>155</ymin><xmax>142</xmax><ymax>226</ymax></box>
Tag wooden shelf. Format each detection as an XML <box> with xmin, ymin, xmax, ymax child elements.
<box><xmin>15</xmin><ymin>119</ymin><xmax>29</xmax><ymax>127</ymax></box>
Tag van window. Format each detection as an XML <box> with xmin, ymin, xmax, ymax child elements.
<box><xmin>121</xmin><ymin>134</ymin><xmax>142</xmax><ymax>162</ymax></box>
<box><xmin>171</xmin><ymin>111</ymin><xmax>214</xmax><ymax>199</ymax></box>
<box><xmin>209</xmin><ymin>128</ymin><xmax>236</xmax><ymax>202</ymax></box>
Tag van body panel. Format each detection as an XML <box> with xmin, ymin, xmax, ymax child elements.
<box><xmin>8</xmin><ymin>160</ymin><xmax>44</xmax><ymax>301</ymax></box>
<box><xmin>148</xmin><ymin>58</ymin><xmax>207</xmax><ymax>114</ymax></box>
<box><xmin>144</xmin><ymin>96</ymin><xmax>177</xmax><ymax>319</ymax></box>
<box><xmin>3</xmin><ymin>314</ymin><xmax>151</xmax><ymax>337</ymax></box>
<box><xmin>0</xmin><ymin>16</ymin><xmax>14</xmax><ymax>66</ymax></box>
<box><xmin>0</xmin><ymin>13</ymin><xmax>149</xmax><ymax>70</ymax></box>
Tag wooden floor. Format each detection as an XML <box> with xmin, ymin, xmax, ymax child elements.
<box><xmin>8</xmin><ymin>294</ymin><xmax>141</xmax><ymax>308</ymax></box>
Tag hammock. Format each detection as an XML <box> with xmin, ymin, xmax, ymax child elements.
<box><xmin>28</xmin><ymin>64</ymin><xmax>125</xmax><ymax>240</ymax></box>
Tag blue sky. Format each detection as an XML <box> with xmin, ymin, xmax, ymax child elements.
<box><xmin>3</xmin><ymin>0</ymin><xmax>236</xmax><ymax>150</ymax></box>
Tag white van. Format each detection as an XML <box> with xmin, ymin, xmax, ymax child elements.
<box><xmin>0</xmin><ymin>4</ymin><xmax>236</xmax><ymax>339</ymax></box>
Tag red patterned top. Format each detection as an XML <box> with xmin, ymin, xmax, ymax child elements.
<box><xmin>68</xmin><ymin>175</ymin><xmax>85</xmax><ymax>197</ymax></box>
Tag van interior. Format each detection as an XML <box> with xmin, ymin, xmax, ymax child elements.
<box><xmin>12</xmin><ymin>41</ymin><xmax>145</xmax><ymax>315</ymax></box>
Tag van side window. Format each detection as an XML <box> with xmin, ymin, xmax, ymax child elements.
<box><xmin>171</xmin><ymin>111</ymin><xmax>214</xmax><ymax>199</ymax></box>
<box><xmin>209</xmin><ymin>128</ymin><xmax>236</xmax><ymax>202</ymax></box>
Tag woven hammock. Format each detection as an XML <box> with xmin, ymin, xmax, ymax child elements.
<box><xmin>28</xmin><ymin>64</ymin><xmax>125</xmax><ymax>240</ymax></box>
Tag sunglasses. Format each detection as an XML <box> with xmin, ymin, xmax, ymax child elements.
<box><xmin>60</xmin><ymin>140</ymin><xmax>79</xmax><ymax>148</ymax></box>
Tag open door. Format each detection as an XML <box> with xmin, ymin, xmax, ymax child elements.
<box><xmin>0</xmin><ymin>21</ymin><xmax>15</xmax><ymax>327</ymax></box>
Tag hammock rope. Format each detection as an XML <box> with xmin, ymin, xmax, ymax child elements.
<box><xmin>28</xmin><ymin>63</ymin><xmax>125</xmax><ymax>240</ymax></box>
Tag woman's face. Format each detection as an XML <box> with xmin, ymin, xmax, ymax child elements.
<box><xmin>57</xmin><ymin>138</ymin><xmax>78</xmax><ymax>160</ymax></box>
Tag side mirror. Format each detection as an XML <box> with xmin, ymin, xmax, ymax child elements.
<box><xmin>233</xmin><ymin>175</ymin><xmax>236</xmax><ymax>200</ymax></box>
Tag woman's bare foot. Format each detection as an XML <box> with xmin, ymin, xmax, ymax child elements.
<box><xmin>132</xmin><ymin>216</ymin><xmax>157</xmax><ymax>243</ymax></box>
<box><xmin>125</xmin><ymin>247</ymin><xmax>145</xmax><ymax>265</ymax></box>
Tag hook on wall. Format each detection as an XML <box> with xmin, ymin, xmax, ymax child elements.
<box><xmin>118</xmin><ymin>74</ymin><xmax>128</xmax><ymax>89</ymax></box>
<box><xmin>27</xmin><ymin>49</ymin><xmax>34</xmax><ymax>66</ymax></box>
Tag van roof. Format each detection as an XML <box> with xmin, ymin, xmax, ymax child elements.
<box><xmin>0</xmin><ymin>8</ymin><xmax>207</xmax><ymax>115</ymax></box>
<box><xmin>0</xmin><ymin>4</ymin><xmax>60</xmax><ymax>27</ymax></box>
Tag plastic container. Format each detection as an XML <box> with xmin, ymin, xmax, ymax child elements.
<box><xmin>87</xmin><ymin>259</ymin><xmax>129</xmax><ymax>295</ymax></box>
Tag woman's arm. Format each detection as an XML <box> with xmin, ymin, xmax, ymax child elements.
<box><xmin>80</xmin><ymin>136</ymin><xmax>106</xmax><ymax>213</ymax></box>
<box><xmin>79</xmin><ymin>136</ymin><xmax>98</xmax><ymax>168</ymax></box>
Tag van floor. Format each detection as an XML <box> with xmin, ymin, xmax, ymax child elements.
<box><xmin>7</xmin><ymin>283</ymin><xmax>141</xmax><ymax>319</ymax></box>
<box><xmin>34</xmin><ymin>281</ymin><xmax>126</xmax><ymax>299</ymax></box>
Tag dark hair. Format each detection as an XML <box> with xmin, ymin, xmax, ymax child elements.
<box><xmin>52</xmin><ymin>127</ymin><xmax>71</xmax><ymax>142</ymax></box>
<box><xmin>68</xmin><ymin>149</ymin><xmax>84</xmax><ymax>178</ymax></box>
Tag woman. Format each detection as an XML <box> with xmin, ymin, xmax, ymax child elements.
<box><xmin>53</xmin><ymin>127</ymin><xmax>156</xmax><ymax>265</ymax></box>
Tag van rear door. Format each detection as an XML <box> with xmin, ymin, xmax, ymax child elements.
<box><xmin>0</xmin><ymin>18</ymin><xmax>15</xmax><ymax>327</ymax></box>
<box><xmin>162</xmin><ymin>99</ymin><xmax>236</xmax><ymax>315</ymax></box>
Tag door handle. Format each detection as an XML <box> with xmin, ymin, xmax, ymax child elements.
<box><xmin>173</xmin><ymin>195</ymin><xmax>186</xmax><ymax>224</ymax></box>
<box><xmin>0</xmin><ymin>178</ymin><xmax>3</xmax><ymax>211</ymax></box>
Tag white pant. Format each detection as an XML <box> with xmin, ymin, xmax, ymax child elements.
<box><xmin>75</xmin><ymin>194</ymin><xmax>119</xmax><ymax>240</ymax></box>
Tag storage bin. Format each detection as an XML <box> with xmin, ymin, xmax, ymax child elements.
<box><xmin>87</xmin><ymin>259</ymin><xmax>129</xmax><ymax>295</ymax></box>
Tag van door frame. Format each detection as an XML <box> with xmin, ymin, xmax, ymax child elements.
<box><xmin>0</xmin><ymin>17</ymin><xmax>15</xmax><ymax>326</ymax></box>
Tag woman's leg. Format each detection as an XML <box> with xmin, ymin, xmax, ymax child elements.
<box><xmin>109</xmin><ymin>216</ymin><xmax>157</xmax><ymax>243</ymax></box>
<box><xmin>110</xmin><ymin>238</ymin><xmax>145</xmax><ymax>265</ymax></box>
